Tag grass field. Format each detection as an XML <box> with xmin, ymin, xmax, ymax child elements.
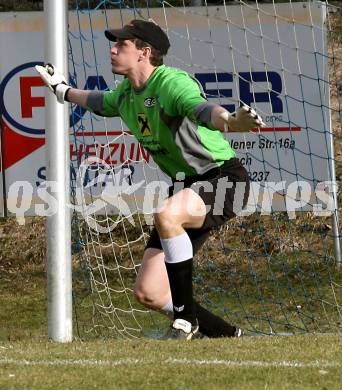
<box><xmin>1</xmin><ymin>335</ymin><xmax>342</xmax><ymax>389</ymax></box>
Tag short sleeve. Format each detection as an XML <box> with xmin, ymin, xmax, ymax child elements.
<box><xmin>97</xmin><ymin>78</ymin><xmax>131</xmax><ymax>117</ymax></box>
<box><xmin>159</xmin><ymin>71</ymin><xmax>207</xmax><ymax>120</ymax></box>
<box><xmin>100</xmin><ymin>90</ymin><xmax>120</xmax><ymax>117</ymax></box>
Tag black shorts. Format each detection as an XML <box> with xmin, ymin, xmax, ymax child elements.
<box><xmin>145</xmin><ymin>158</ymin><xmax>250</xmax><ymax>255</ymax></box>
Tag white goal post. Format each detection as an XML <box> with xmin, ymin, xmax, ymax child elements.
<box><xmin>45</xmin><ymin>0</ymin><xmax>72</xmax><ymax>342</ymax></box>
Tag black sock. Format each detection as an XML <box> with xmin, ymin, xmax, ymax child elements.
<box><xmin>194</xmin><ymin>301</ymin><xmax>236</xmax><ymax>337</ymax></box>
<box><xmin>165</xmin><ymin>258</ymin><xmax>196</xmax><ymax>325</ymax></box>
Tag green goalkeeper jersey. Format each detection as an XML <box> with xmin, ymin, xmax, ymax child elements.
<box><xmin>100</xmin><ymin>65</ymin><xmax>235</xmax><ymax>178</ymax></box>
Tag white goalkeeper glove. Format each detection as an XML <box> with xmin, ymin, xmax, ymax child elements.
<box><xmin>219</xmin><ymin>104</ymin><xmax>265</xmax><ymax>132</ymax></box>
<box><xmin>35</xmin><ymin>63</ymin><xmax>71</xmax><ymax>104</ymax></box>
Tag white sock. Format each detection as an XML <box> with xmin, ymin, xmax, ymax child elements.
<box><xmin>161</xmin><ymin>299</ymin><xmax>173</xmax><ymax>319</ymax></box>
<box><xmin>160</xmin><ymin>232</ymin><xmax>193</xmax><ymax>264</ymax></box>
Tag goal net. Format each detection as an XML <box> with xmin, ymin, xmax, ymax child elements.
<box><xmin>68</xmin><ymin>0</ymin><xmax>342</xmax><ymax>338</ymax></box>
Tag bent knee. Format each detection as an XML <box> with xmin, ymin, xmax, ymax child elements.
<box><xmin>154</xmin><ymin>208</ymin><xmax>175</xmax><ymax>230</ymax></box>
<box><xmin>133</xmin><ymin>283</ymin><xmax>153</xmax><ymax>304</ymax></box>
<box><xmin>133</xmin><ymin>285</ymin><xmax>150</xmax><ymax>305</ymax></box>
<box><xmin>133</xmin><ymin>285</ymin><xmax>167</xmax><ymax>310</ymax></box>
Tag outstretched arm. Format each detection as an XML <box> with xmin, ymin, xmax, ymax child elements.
<box><xmin>65</xmin><ymin>88</ymin><xmax>91</xmax><ymax>108</ymax></box>
<box><xmin>195</xmin><ymin>102</ymin><xmax>265</xmax><ymax>133</ymax></box>
<box><xmin>162</xmin><ymin>72</ymin><xmax>265</xmax><ymax>133</ymax></box>
<box><xmin>211</xmin><ymin>104</ymin><xmax>265</xmax><ymax>132</ymax></box>
<box><xmin>35</xmin><ymin>63</ymin><xmax>106</xmax><ymax>113</ymax></box>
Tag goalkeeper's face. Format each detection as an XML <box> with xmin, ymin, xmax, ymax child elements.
<box><xmin>110</xmin><ymin>39</ymin><xmax>146</xmax><ymax>75</ymax></box>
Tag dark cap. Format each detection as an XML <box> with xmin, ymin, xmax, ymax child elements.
<box><xmin>105</xmin><ymin>19</ymin><xmax>170</xmax><ymax>55</ymax></box>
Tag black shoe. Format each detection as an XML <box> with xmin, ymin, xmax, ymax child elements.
<box><xmin>161</xmin><ymin>318</ymin><xmax>200</xmax><ymax>340</ymax></box>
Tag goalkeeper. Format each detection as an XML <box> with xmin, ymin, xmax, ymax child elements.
<box><xmin>36</xmin><ymin>19</ymin><xmax>265</xmax><ymax>340</ymax></box>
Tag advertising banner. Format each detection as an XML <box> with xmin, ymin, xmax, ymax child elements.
<box><xmin>0</xmin><ymin>3</ymin><xmax>332</xmax><ymax>219</ymax></box>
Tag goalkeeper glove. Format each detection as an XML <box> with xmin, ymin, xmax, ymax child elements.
<box><xmin>35</xmin><ymin>63</ymin><xmax>70</xmax><ymax>104</ymax></box>
<box><xmin>219</xmin><ymin>104</ymin><xmax>265</xmax><ymax>132</ymax></box>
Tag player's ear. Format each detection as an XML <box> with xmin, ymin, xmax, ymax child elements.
<box><xmin>139</xmin><ymin>46</ymin><xmax>152</xmax><ymax>61</ymax></box>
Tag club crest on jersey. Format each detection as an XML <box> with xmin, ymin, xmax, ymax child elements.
<box><xmin>137</xmin><ymin>113</ymin><xmax>152</xmax><ymax>136</ymax></box>
<box><xmin>144</xmin><ymin>97</ymin><xmax>156</xmax><ymax>107</ymax></box>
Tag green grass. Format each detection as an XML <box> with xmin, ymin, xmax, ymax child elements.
<box><xmin>0</xmin><ymin>270</ymin><xmax>47</xmax><ymax>342</ymax></box>
<box><xmin>2</xmin><ymin>215</ymin><xmax>341</xmax><ymax>341</ymax></box>
<box><xmin>1</xmin><ymin>241</ymin><xmax>342</xmax><ymax>389</ymax></box>
<box><xmin>0</xmin><ymin>336</ymin><xmax>342</xmax><ymax>389</ymax></box>
<box><xmin>1</xmin><ymin>224</ymin><xmax>341</xmax><ymax>390</ymax></box>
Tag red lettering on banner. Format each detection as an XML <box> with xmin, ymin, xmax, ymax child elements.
<box><xmin>69</xmin><ymin>142</ymin><xmax>150</xmax><ymax>164</ymax></box>
<box><xmin>106</xmin><ymin>144</ymin><xmax>120</xmax><ymax>164</ymax></box>
<box><xmin>99</xmin><ymin>145</ymin><xmax>105</xmax><ymax>161</ymax></box>
<box><xmin>70</xmin><ymin>143</ymin><xmax>84</xmax><ymax>160</ymax></box>
<box><xmin>20</xmin><ymin>76</ymin><xmax>45</xmax><ymax>118</ymax></box>
<box><xmin>85</xmin><ymin>144</ymin><xmax>97</xmax><ymax>157</ymax></box>
<box><xmin>120</xmin><ymin>143</ymin><xmax>126</xmax><ymax>163</ymax></box>
<box><xmin>129</xmin><ymin>143</ymin><xmax>136</xmax><ymax>161</ymax></box>
<box><xmin>137</xmin><ymin>145</ymin><xmax>150</xmax><ymax>162</ymax></box>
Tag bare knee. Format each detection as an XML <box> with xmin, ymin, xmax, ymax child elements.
<box><xmin>133</xmin><ymin>284</ymin><xmax>153</xmax><ymax>306</ymax></box>
<box><xmin>154</xmin><ymin>206</ymin><xmax>182</xmax><ymax>237</ymax></box>
<box><xmin>134</xmin><ymin>247</ymin><xmax>171</xmax><ymax>310</ymax></box>
<box><xmin>154</xmin><ymin>188</ymin><xmax>206</xmax><ymax>235</ymax></box>
<box><xmin>154</xmin><ymin>208</ymin><xmax>178</xmax><ymax>233</ymax></box>
<box><xmin>133</xmin><ymin>284</ymin><xmax>166</xmax><ymax>310</ymax></box>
